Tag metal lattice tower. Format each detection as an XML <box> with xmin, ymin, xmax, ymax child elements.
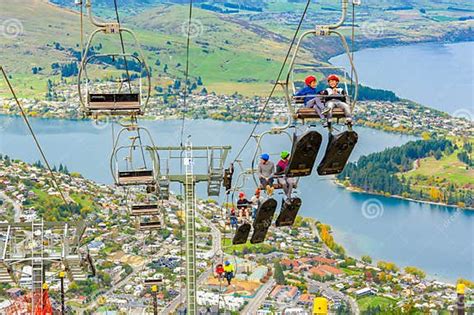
<box><xmin>184</xmin><ymin>140</ymin><xmax>197</xmax><ymax>314</ymax></box>
<box><xmin>31</xmin><ymin>220</ymin><xmax>45</xmax><ymax>311</ymax></box>
<box><xmin>0</xmin><ymin>220</ymin><xmax>93</xmax><ymax>307</ymax></box>
<box><xmin>149</xmin><ymin>143</ymin><xmax>231</xmax><ymax>314</ymax></box>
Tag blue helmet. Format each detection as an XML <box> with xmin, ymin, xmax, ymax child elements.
<box><xmin>225</xmin><ymin>260</ymin><xmax>230</xmax><ymax>266</ymax></box>
<box><xmin>261</xmin><ymin>153</ymin><xmax>270</xmax><ymax>161</ymax></box>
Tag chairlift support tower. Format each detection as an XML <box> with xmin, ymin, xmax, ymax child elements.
<box><xmin>0</xmin><ymin>220</ymin><xmax>93</xmax><ymax>310</ymax></box>
<box><xmin>149</xmin><ymin>143</ymin><xmax>231</xmax><ymax>314</ymax></box>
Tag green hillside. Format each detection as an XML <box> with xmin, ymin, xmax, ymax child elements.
<box><xmin>0</xmin><ymin>0</ymin><xmax>313</xmax><ymax>98</ymax></box>
<box><xmin>0</xmin><ymin>0</ymin><xmax>472</xmax><ymax>98</ymax></box>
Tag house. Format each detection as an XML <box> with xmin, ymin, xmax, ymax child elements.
<box><xmin>309</xmin><ymin>267</ymin><xmax>326</xmax><ymax>277</ymax></box>
<box><xmin>318</xmin><ymin>265</ymin><xmax>343</xmax><ymax>276</ymax></box>
<box><xmin>287</xmin><ymin>286</ymin><xmax>299</xmax><ymax>301</ymax></box>
<box><xmin>312</xmin><ymin>256</ymin><xmax>337</xmax><ymax>266</ymax></box>
<box><xmin>355</xmin><ymin>287</ymin><xmax>375</xmax><ymax>297</ymax></box>
<box><xmin>298</xmin><ymin>293</ymin><xmax>314</xmax><ymax>306</ymax></box>
<box><xmin>270</xmin><ymin>285</ymin><xmax>283</xmax><ymax>299</ymax></box>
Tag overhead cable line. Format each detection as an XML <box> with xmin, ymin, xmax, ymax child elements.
<box><xmin>180</xmin><ymin>0</ymin><xmax>194</xmax><ymax>147</ymax></box>
<box><xmin>230</xmin><ymin>0</ymin><xmax>312</xmax><ymax>164</ymax></box>
<box><xmin>0</xmin><ymin>66</ymin><xmax>71</xmax><ymax>208</ymax></box>
<box><xmin>113</xmin><ymin>0</ymin><xmax>133</xmax><ymax>92</ymax></box>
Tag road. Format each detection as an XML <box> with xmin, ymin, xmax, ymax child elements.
<box><xmin>0</xmin><ymin>191</ymin><xmax>22</xmax><ymax>222</ymax></box>
<box><xmin>241</xmin><ymin>278</ymin><xmax>276</xmax><ymax>315</ymax></box>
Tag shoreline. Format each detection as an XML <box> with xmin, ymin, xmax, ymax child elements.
<box><xmin>328</xmin><ymin>223</ymin><xmax>458</xmax><ymax>285</ymax></box>
<box><xmin>321</xmin><ymin>32</ymin><xmax>474</xmax><ymax>62</ymax></box>
<box><xmin>333</xmin><ymin>180</ymin><xmax>474</xmax><ymax>211</ymax></box>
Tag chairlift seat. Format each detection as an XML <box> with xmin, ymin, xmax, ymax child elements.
<box><xmin>272</xmin><ymin>182</ymin><xmax>298</xmax><ymax>190</ymax></box>
<box><xmin>117</xmin><ymin>169</ymin><xmax>155</xmax><ymax>186</ymax></box>
<box><xmin>139</xmin><ymin>221</ymin><xmax>162</xmax><ymax>230</ymax></box>
<box><xmin>131</xmin><ymin>204</ymin><xmax>160</xmax><ymax>216</ymax></box>
<box><xmin>88</xmin><ymin>93</ymin><xmax>141</xmax><ymax>114</ymax></box>
<box><xmin>295</xmin><ymin>107</ymin><xmax>346</xmax><ymax>120</ymax></box>
<box><xmin>145</xmin><ymin>278</ymin><xmax>163</xmax><ymax>285</ymax></box>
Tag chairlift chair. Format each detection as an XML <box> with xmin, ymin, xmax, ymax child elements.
<box><xmin>78</xmin><ymin>0</ymin><xmax>151</xmax><ymax>117</ymax></box>
<box><xmin>131</xmin><ymin>204</ymin><xmax>161</xmax><ymax>216</ymax></box>
<box><xmin>144</xmin><ymin>276</ymin><xmax>163</xmax><ymax>286</ymax></box>
<box><xmin>280</xmin><ymin>0</ymin><xmax>359</xmax><ymax>127</ymax></box>
<box><xmin>110</xmin><ymin>126</ymin><xmax>159</xmax><ymax>187</ymax></box>
<box><xmin>138</xmin><ymin>215</ymin><xmax>162</xmax><ymax>230</ymax></box>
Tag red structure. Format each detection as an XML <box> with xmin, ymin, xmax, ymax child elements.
<box><xmin>5</xmin><ymin>288</ymin><xmax>53</xmax><ymax>315</ymax></box>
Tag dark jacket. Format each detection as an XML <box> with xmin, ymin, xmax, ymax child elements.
<box><xmin>295</xmin><ymin>86</ymin><xmax>318</xmax><ymax>105</ymax></box>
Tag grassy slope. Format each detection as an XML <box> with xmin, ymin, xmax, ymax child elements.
<box><xmin>0</xmin><ymin>0</ymin><xmax>313</xmax><ymax>97</ymax></box>
<box><xmin>403</xmin><ymin>137</ymin><xmax>474</xmax><ymax>186</ymax></box>
<box><xmin>0</xmin><ymin>0</ymin><xmax>86</xmax><ymax>97</ymax></box>
<box><xmin>357</xmin><ymin>295</ymin><xmax>397</xmax><ymax>312</ymax></box>
<box><xmin>400</xmin><ymin>137</ymin><xmax>474</xmax><ymax>206</ymax></box>
<box><xmin>124</xmin><ymin>4</ymin><xmax>313</xmax><ymax>95</ymax></box>
<box><xmin>0</xmin><ymin>0</ymin><xmax>472</xmax><ymax>98</ymax></box>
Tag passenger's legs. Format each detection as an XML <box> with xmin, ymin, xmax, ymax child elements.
<box><xmin>334</xmin><ymin>100</ymin><xmax>353</xmax><ymax>122</ymax></box>
<box><xmin>323</xmin><ymin>101</ymin><xmax>335</xmax><ymax>122</ymax></box>
<box><xmin>306</xmin><ymin>98</ymin><xmax>325</xmax><ymax>119</ymax></box>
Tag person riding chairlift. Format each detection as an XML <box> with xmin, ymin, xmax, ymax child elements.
<box><xmin>215</xmin><ymin>263</ymin><xmax>224</xmax><ymax>280</ymax></box>
<box><xmin>250</xmin><ymin>188</ymin><xmax>266</xmax><ymax>220</ymax></box>
<box><xmin>224</xmin><ymin>260</ymin><xmax>235</xmax><ymax>286</ymax></box>
<box><xmin>258</xmin><ymin>153</ymin><xmax>275</xmax><ymax>196</ymax></box>
<box><xmin>237</xmin><ymin>192</ymin><xmax>250</xmax><ymax>219</ymax></box>
<box><xmin>275</xmin><ymin>151</ymin><xmax>296</xmax><ymax>203</ymax></box>
<box><xmin>229</xmin><ymin>208</ymin><xmax>238</xmax><ymax>229</ymax></box>
<box><xmin>295</xmin><ymin>76</ymin><xmax>328</xmax><ymax>123</ymax></box>
<box><xmin>320</xmin><ymin>74</ymin><xmax>353</xmax><ymax>130</ymax></box>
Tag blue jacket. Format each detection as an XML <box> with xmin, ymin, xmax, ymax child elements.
<box><xmin>295</xmin><ymin>86</ymin><xmax>317</xmax><ymax>105</ymax></box>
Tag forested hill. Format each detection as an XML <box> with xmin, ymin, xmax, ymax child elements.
<box><xmin>338</xmin><ymin>138</ymin><xmax>474</xmax><ymax>208</ymax></box>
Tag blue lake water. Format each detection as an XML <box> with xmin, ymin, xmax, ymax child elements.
<box><xmin>330</xmin><ymin>41</ymin><xmax>474</xmax><ymax>117</ymax></box>
<box><xmin>0</xmin><ymin>116</ymin><xmax>472</xmax><ymax>282</ymax></box>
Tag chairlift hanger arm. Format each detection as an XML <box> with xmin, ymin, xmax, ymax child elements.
<box><xmin>330</xmin><ymin>29</ymin><xmax>359</xmax><ymax>108</ymax></box>
<box><xmin>326</xmin><ymin>0</ymin><xmax>349</xmax><ymax>30</ymax></box>
<box><xmin>85</xmin><ymin>0</ymin><xmax>107</xmax><ymax>28</ymax></box>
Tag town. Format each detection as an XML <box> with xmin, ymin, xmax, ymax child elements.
<box><xmin>1</xmin><ymin>82</ymin><xmax>473</xmax><ymax>139</ymax></box>
<box><xmin>0</xmin><ymin>156</ymin><xmax>471</xmax><ymax>313</ymax></box>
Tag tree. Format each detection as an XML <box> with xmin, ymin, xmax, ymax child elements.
<box><xmin>273</xmin><ymin>261</ymin><xmax>285</xmax><ymax>285</ymax></box>
<box><xmin>361</xmin><ymin>255</ymin><xmax>372</xmax><ymax>264</ymax></box>
<box><xmin>404</xmin><ymin>266</ymin><xmax>426</xmax><ymax>279</ymax></box>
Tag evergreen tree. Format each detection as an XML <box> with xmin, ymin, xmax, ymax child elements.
<box><xmin>273</xmin><ymin>261</ymin><xmax>285</xmax><ymax>285</ymax></box>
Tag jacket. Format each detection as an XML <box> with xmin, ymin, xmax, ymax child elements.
<box><xmin>295</xmin><ymin>86</ymin><xmax>318</xmax><ymax>105</ymax></box>
<box><xmin>275</xmin><ymin>159</ymin><xmax>289</xmax><ymax>175</ymax></box>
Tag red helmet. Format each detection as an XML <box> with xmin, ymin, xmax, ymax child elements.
<box><xmin>239</xmin><ymin>192</ymin><xmax>245</xmax><ymax>198</ymax></box>
<box><xmin>327</xmin><ymin>74</ymin><xmax>340</xmax><ymax>82</ymax></box>
<box><xmin>305</xmin><ymin>75</ymin><xmax>317</xmax><ymax>86</ymax></box>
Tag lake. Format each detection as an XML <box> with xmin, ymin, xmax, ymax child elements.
<box><xmin>330</xmin><ymin>41</ymin><xmax>474</xmax><ymax>118</ymax></box>
<box><xmin>1</xmin><ymin>115</ymin><xmax>472</xmax><ymax>282</ymax></box>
